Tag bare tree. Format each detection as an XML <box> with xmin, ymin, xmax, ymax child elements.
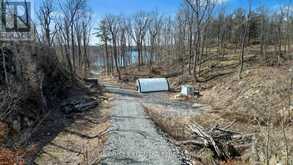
<box><xmin>97</xmin><ymin>19</ymin><xmax>111</xmax><ymax>74</ymax></box>
<box><xmin>38</xmin><ymin>0</ymin><xmax>55</xmax><ymax>47</ymax></box>
<box><xmin>118</xmin><ymin>18</ymin><xmax>128</xmax><ymax>68</ymax></box>
<box><xmin>105</xmin><ymin>15</ymin><xmax>121</xmax><ymax>80</ymax></box>
<box><xmin>284</xmin><ymin>1</ymin><xmax>292</xmax><ymax>53</ymax></box>
<box><xmin>128</xmin><ymin>12</ymin><xmax>149</xmax><ymax>67</ymax></box>
<box><xmin>148</xmin><ymin>11</ymin><xmax>162</xmax><ymax>68</ymax></box>
<box><xmin>259</xmin><ymin>5</ymin><xmax>268</xmax><ymax>61</ymax></box>
<box><xmin>185</xmin><ymin>0</ymin><xmax>215</xmax><ymax>80</ymax></box>
<box><xmin>81</xmin><ymin>12</ymin><xmax>92</xmax><ymax>77</ymax></box>
<box><xmin>238</xmin><ymin>0</ymin><xmax>252</xmax><ymax>79</ymax></box>
<box><xmin>174</xmin><ymin>6</ymin><xmax>190</xmax><ymax>74</ymax></box>
<box><xmin>185</xmin><ymin>5</ymin><xmax>194</xmax><ymax>75</ymax></box>
<box><xmin>54</xmin><ymin>0</ymin><xmax>87</xmax><ymax>78</ymax></box>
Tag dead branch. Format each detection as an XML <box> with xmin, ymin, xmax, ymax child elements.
<box><xmin>182</xmin><ymin>122</ymin><xmax>254</xmax><ymax>161</ymax></box>
<box><xmin>172</xmin><ymin>139</ymin><xmax>205</xmax><ymax>146</ymax></box>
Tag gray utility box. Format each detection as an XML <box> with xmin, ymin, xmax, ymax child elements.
<box><xmin>181</xmin><ymin>85</ymin><xmax>194</xmax><ymax>96</ymax></box>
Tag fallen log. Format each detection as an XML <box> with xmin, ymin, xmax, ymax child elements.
<box><xmin>75</xmin><ymin>101</ymin><xmax>99</xmax><ymax>111</ymax></box>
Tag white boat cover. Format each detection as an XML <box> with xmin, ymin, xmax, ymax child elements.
<box><xmin>136</xmin><ymin>78</ymin><xmax>170</xmax><ymax>93</ymax></box>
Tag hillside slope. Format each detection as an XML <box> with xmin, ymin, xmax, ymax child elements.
<box><xmin>0</xmin><ymin>44</ymin><xmax>100</xmax><ymax>163</ymax></box>
<box><xmin>200</xmin><ymin>65</ymin><xmax>293</xmax><ymax>125</ymax></box>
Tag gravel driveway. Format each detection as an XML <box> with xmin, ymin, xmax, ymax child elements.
<box><xmin>99</xmin><ymin>95</ymin><xmax>181</xmax><ymax>165</ymax></box>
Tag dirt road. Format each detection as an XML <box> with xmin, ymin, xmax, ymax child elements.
<box><xmin>99</xmin><ymin>94</ymin><xmax>182</xmax><ymax>165</ymax></box>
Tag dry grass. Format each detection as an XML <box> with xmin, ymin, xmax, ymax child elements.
<box><xmin>143</xmin><ymin>103</ymin><xmax>253</xmax><ymax>137</ymax></box>
<box><xmin>143</xmin><ymin>104</ymin><xmax>193</xmax><ymax>140</ymax></box>
<box><xmin>200</xmin><ymin>66</ymin><xmax>293</xmax><ymax>126</ymax></box>
<box><xmin>0</xmin><ymin>148</ymin><xmax>26</xmax><ymax>165</ymax></box>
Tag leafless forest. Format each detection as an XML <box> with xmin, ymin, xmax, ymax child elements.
<box><xmin>97</xmin><ymin>0</ymin><xmax>293</xmax><ymax>80</ymax></box>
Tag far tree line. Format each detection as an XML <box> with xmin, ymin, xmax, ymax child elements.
<box><xmin>97</xmin><ymin>0</ymin><xmax>293</xmax><ymax>80</ymax></box>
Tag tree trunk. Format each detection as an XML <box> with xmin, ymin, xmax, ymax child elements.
<box><xmin>239</xmin><ymin>24</ymin><xmax>248</xmax><ymax>79</ymax></box>
<box><xmin>71</xmin><ymin>25</ymin><xmax>76</xmax><ymax>74</ymax></box>
<box><xmin>113</xmin><ymin>37</ymin><xmax>121</xmax><ymax>80</ymax></box>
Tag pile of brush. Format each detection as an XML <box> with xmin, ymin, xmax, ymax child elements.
<box><xmin>174</xmin><ymin>121</ymin><xmax>255</xmax><ymax>163</ymax></box>
<box><xmin>60</xmin><ymin>95</ymin><xmax>99</xmax><ymax>114</ymax></box>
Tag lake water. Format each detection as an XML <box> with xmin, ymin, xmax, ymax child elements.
<box><xmin>95</xmin><ymin>50</ymin><xmax>150</xmax><ymax>68</ymax></box>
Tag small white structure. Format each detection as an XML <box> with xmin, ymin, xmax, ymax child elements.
<box><xmin>136</xmin><ymin>78</ymin><xmax>170</xmax><ymax>93</ymax></box>
<box><xmin>181</xmin><ymin>85</ymin><xmax>194</xmax><ymax>96</ymax></box>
